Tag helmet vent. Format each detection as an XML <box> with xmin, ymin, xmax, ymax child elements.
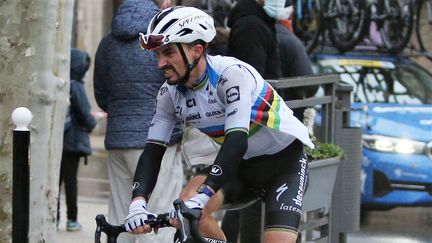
<box><xmin>159</xmin><ymin>19</ymin><xmax>178</xmax><ymax>34</ymax></box>
<box><xmin>199</xmin><ymin>24</ymin><xmax>208</xmax><ymax>30</ymax></box>
<box><xmin>177</xmin><ymin>28</ymin><xmax>193</xmax><ymax>37</ymax></box>
<box><xmin>151</xmin><ymin>8</ymin><xmax>176</xmax><ymax>32</ymax></box>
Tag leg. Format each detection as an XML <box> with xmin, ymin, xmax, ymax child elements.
<box><xmin>61</xmin><ymin>152</ymin><xmax>81</xmax><ymax>222</ymax></box>
<box><xmin>262</xmin><ymin>151</ymin><xmax>308</xmax><ymax>243</ymax></box>
<box><xmin>107</xmin><ymin>149</ymin><xmax>141</xmax><ymax>243</ymax></box>
<box><xmin>239</xmin><ymin>140</ymin><xmax>307</xmax><ymax>243</ymax></box>
<box><xmin>264</xmin><ymin>231</ymin><xmax>297</xmax><ymax>243</ymax></box>
<box><xmin>140</xmin><ymin>144</ymin><xmax>184</xmax><ymax>243</ymax></box>
<box><xmin>57</xmin><ymin>154</ymin><xmax>65</xmax><ymax>225</ymax></box>
<box><xmin>180</xmin><ymin>175</ymin><xmax>226</xmax><ymax>240</ymax></box>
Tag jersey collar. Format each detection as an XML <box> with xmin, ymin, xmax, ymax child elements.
<box><xmin>191</xmin><ymin>69</ymin><xmax>208</xmax><ymax>91</ymax></box>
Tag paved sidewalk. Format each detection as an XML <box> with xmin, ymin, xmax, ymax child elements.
<box><xmin>57</xmin><ymin>196</ymin><xmax>108</xmax><ymax>242</ymax></box>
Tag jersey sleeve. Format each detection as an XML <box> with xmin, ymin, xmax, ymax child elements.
<box><xmin>217</xmin><ymin>65</ymin><xmax>256</xmax><ymax>133</ymax></box>
<box><xmin>147</xmin><ymin>84</ymin><xmax>178</xmax><ymax>144</ymax></box>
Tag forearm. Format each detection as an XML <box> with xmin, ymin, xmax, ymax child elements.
<box><xmin>132</xmin><ymin>142</ymin><xmax>167</xmax><ymax>200</ymax></box>
<box><xmin>204</xmin><ymin>130</ymin><xmax>248</xmax><ymax>192</ymax></box>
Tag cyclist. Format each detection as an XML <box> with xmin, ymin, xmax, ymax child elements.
<box><xmin>124</xmin><ymin>6</ymin><xmax>314</xmax><ymax>243</ymax></box>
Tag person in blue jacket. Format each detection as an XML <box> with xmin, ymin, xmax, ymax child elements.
<box><xmin>57</xmin><ymin>48</ymin><xmax>97</xmax><ymax>231</ymax></box>
<box><xmin>93</xmin><ymin>0</ymin><xmax>183</xmax><ymax>242</ymax></box>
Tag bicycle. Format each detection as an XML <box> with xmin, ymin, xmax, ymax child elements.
<box><xmin>413</xmin><ymin>0</ymin><xmax>432</xmax><ymax>53</ymax></box>
<box><xmin>324</xmin><ymin>0</ymin><xmax>368</xmax><ymax>52</ymax></box>
<box><xmin>293</xmin><ymin>0</ymin><xmax>323</xmax><ymax>53</ymax></box>
<box><xmin>293</xmin><ymin>0</ymin><xmax>367</xmax><ymax>53</ymax></box>
<box><xmin>363</xmin><ymin>0</ymin><xmax>414</xmax><ymax>52</ymax></box>
<box><xmin>94</xmin><ymin>199</ymin><xmax>228</xmax><ymax>243</ymax></box>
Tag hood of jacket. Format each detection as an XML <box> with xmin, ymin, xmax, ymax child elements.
<box><xmin>111</xmin><ymin>0</ymin><xmax>159</xmax><ymax>40</ymax></box>
<box><xmin>70</xmin><ymin>48</ymin><xmax>90</xmax><ymax>81</ymax></box>
<box><xmin>227</xmin><ymin>0</ymin><xmax>275</xmax><ymax>29</ymax></box>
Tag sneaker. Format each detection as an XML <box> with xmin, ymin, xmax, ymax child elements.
<box><xmin>66</xmin><ymin>220</ymin><xmax>82</xmax><ymax>232</ymax></box>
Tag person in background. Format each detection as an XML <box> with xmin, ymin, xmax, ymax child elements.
<box><xmin>93</xmin><ymin>0</ymin><xmax>182</xmax><ymax>242</ymax></box>
<box><xmin>224</xmin><ymin>0</ymin><xmax>284</xmax><ymax>242</ymax></box>
<box><xmin>58</xmin><ymin>48</ymin><xmax>97</xmax><ymax>231</ymax></box>
<box><xmin>227</xmin><ymin>0</ymin><xmax>282</xmax><ymax>79</ymax></box>
<box><xmin>223</xmin><ymin>0</ymin><xmax>316</xmax><ymax>242</ymax></box>
<box><xmin>276</xmin><ymin>0</ymin><xmax>318</xmax><ymax>121</ymax></box>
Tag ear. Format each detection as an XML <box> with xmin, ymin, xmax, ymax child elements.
<box><xmin>193</xmin><ymin>44</ymin><xmax>204</xmax><ymax>58</ymax></box>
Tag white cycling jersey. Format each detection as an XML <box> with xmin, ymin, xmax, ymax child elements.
<box><xmin>148</xmin><ymin>55</ymin><xmax>314</xmax><ymax>159</ymax></box>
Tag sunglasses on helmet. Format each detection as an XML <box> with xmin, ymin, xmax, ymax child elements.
<box><xmin>139</xmin><ymin>33</ymin><xmax>167</xmax><ymax>50</ymax></box>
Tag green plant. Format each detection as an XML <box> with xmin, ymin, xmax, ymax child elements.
<box><xmin>306</xmin><ymin>137</ymin><xmax>345</xmax><ymax>161</ymax></box>
<box><xmin>302</xmin><ymin>108</ymin><xmax>345</xmax><ymax>160</ymax></box>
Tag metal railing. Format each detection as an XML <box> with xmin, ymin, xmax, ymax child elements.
<box><xmin>268</xmin><ymin>74</ymin><xmax>339</xmax><ymax>143</ymax></box>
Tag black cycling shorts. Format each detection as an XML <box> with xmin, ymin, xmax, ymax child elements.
<box><xmin>199</xmin><ymin>139</ymin><xmax>309</xmax><ymax>233</ymax></box>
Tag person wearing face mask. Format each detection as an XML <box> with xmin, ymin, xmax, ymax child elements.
<box><xmin>223</xmin><ymin>1</ymin><xmax>311</xmax><ymax>242</ymax></box>
<box><xmin>275</xmin><ymin>0</ymin><xmax>318</xmax><ymax>121</ymax></box>
<box><xmin>227</xmin><ymin>0</ymin><xmax>284</xmax><ymax>79</ymax></box>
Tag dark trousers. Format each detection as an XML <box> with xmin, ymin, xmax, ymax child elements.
<box><xmin>57</xmin><ymin>152</ymin><xmax>81</xmax><ymax>221</ymax></box>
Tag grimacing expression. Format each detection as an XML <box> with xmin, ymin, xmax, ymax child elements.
<box><xmin>155</xmin><ymin>43</ymin><xmax>198</xmax><ymax>85</ymax></box>
<box><xmin>155</xmin><ymin>44</ymin><xmax>187</xmax><ymax>85</ymax></box>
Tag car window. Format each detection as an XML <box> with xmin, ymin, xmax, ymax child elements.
<box><xmin>394</xmin><ymin>64</ymin><xmax>432</xmax><ymax>104</ymax></box>
<box><xmin>315</xmin><ymin>59</ymin><xmax>432</xmax><ymax>104</ymax></box>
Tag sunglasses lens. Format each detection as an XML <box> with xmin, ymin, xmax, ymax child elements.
<box><xmin>139</xmin><ymin>34</ymin><xmax>165</xmax><ymax>50</ymax></box>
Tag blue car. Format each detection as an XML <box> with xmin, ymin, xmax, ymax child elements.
<box><xmin>312</xmin><ymin>52</ymin><xmax>432</xmax><ymax>208</ymax></box>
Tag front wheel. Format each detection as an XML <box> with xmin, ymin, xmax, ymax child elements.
<box><xmin>326</xmin><ymin>0</ymin><xmax>368</xmax><ymax>52</ymax></box>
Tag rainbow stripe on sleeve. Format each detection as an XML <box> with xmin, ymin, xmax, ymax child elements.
<box><xmin>251</xmin><ymin>83</ymin><xmax>282</xmax><ymax>129</ymax></box>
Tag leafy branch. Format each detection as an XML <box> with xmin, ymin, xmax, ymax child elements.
<box><xmin>306</xmin><ymin>137</ymin><xmax>345</xmax><ymax>161</ymax></box>
<box><xmin>303</xmin><ymin>108</ymin><xmax>345</xmax><ymax>160</ymax></box>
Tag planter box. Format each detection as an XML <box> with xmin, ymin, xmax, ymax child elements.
<box><xmin>298</xmin><ymin>157</ymin><xmax>341</xmax><ymax>242</ymax></box>
<box><xmin>303</xmin><ymin>157</ymin><xmax>341</xmax><ymax>213</ymax></box>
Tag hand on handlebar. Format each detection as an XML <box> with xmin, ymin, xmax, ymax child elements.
<box><xmin>169</xmin><ymin>189</ymin><xmax>212</xmax><ymax>229</ymax></box>
<box><xmin>124</xmin><ymin>198</ymin><xmax>157</xmax><ymax>234</ymax></box>
<box><xmin>168</xmin><ymin>193</ymin><xmax>210</xmax><ymax>229</ymax></box>
<box><xmin>184</xmin><ymin>193</ymin><xmax>211</xmax><ymax>210</ymax></box>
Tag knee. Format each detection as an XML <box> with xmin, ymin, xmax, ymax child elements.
<box><xmin>198</xmin><ymin>212</ymin><xmax>214</xmax><ymax>229</ymax></box>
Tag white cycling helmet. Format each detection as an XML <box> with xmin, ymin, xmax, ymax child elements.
<box><xmin>139</xmin><ymin>6</ymin><xmax>216</xmax><ymax>50</ymax></box>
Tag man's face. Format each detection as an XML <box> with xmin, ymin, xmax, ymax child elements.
<box><xmin>155</xmin><ymin>44</ymin><xmax>187</xmax><ymax>85</ymax></box>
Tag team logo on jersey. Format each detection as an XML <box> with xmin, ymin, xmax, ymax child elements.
<box><xmin>186</xmin><ymin>98</ymin><xmax>196</xmax><ymax>107</ymax></box>
<box><xmin>218</xmin><ymin>75</ymin><xmax>228</xmax><ymax>86</ymax></box>
<box><xmin>206</xmin><ymin>109</ymin><xmax>225</xmax><ymax>117</ymax></box>
<box><xmin>226</xmin><ymin>86</ymin><xmax>240</xmax><ymax>104</ymax></box>
<box><xmin>210</xmin><ymin>165</ymin><xmax>222</xmax><ymax>176</ymax></box>
<box><xmin>208</xmin><ymin>98</ymin><xmax>217</xmax><ymax>104</ymax></box>
<box><xmin>176</xmin><ymin>106</ymin><xmax>183</xmax><ymax>117</ymax></box>
<box><xmin>226</xmin><ymin>108</ymin><xmax>238</xmax><ymax>117</ymax></box>
<box><xmin>186</xmin><ymin>112</ymin><xmax>202</xmax><ymax>121</ymax></box>
<box><xmin>160</xmin><ymin>87</ymin><xmax>168</xmax><ymax>96</ymax></box>
<box><xmin>132</xmin><ymin>182</ymin><xmax>140</xmax><ymax>191</ymax></box>
<box><xmin>276</xmin><ymin>183</ymin><xmax>288</xmax><ymax>202</ymax></box>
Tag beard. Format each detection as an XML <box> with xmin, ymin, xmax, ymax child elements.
<box><xmin>162</xmin><ymin>64</ymin><xmax>186</xmax><ymax>85</ymax></box>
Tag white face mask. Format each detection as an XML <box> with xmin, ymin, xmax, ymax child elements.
<box><xmin>263</xmin><ymin>0</ymin><xmax>293</xmax><ymax>21</ymax></box>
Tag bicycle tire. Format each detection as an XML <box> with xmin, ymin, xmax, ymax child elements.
<box><xmin>416</xmin><ymin>0</ymin><xmax>432</xmax><ymax>52</ymax></box>
<box><xmin>293</xmin><ymin>0</ymin><xmax>323</xmax><ymax>53</ymax></box>
<box><xmin>379</xmin><ymin>0</ymin><xmax>414</xmax><ymax>52</ymax></box>
<box><xmin>326</xmin><ymin>0</ymin><xmax>368</xmax><ymax>52</ymax></box>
